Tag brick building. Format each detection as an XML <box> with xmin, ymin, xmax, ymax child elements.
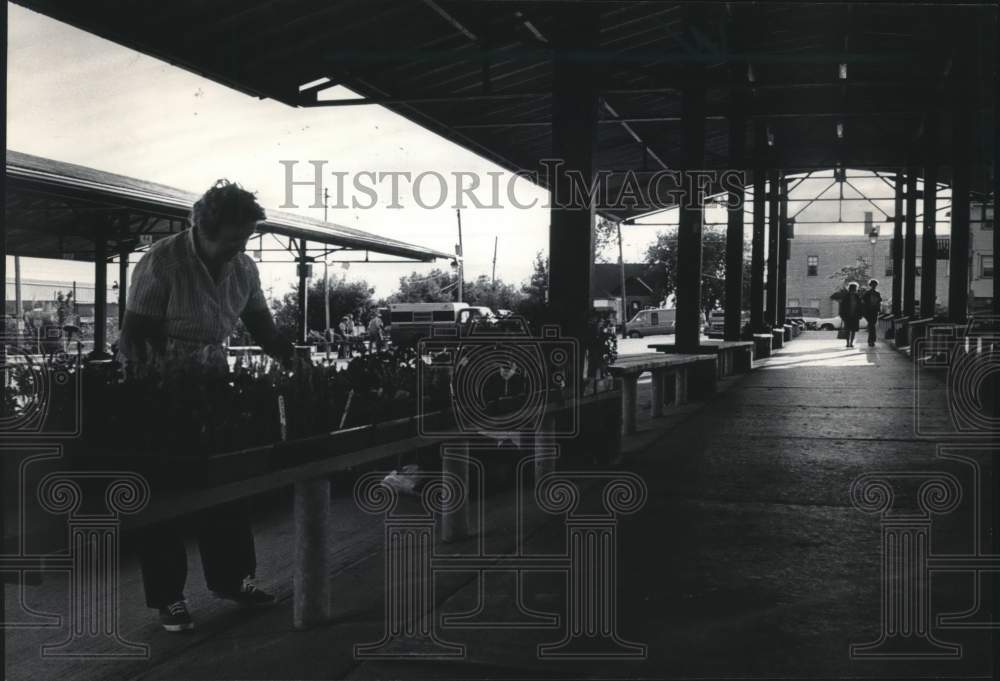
<box><xmin>785</xmin><ymin>202</ymin><xmax>993</xmax><ymax>317</ymax></box>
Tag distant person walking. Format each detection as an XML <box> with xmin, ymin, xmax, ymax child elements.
<box><xmin>367</xmin><ymin>311</ymin><xmax>385</xmax><ymax>352</ymax></box>
<box><xmin>838</xmin><ymin>281</ymin><xmax>863</xmax><ymax>348</ymax></box>
<box><xmin>861</xmin><ymin>279</ymin><xmax>883</xmax><ymax>347</ymax></box>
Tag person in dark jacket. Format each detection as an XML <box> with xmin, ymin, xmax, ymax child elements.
<box><xmin>838</xmin><ymin>282</ymin><xmax>863</xmax><ymax>348</ymax></box>
<box><xmin>860</xmin><ymin>279</ymin><xmax>883</xmax><ymax>347</ymax></box>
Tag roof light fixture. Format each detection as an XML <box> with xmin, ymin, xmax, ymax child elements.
<box><xmin>766</xmin><ymin>128</ymin><xmax>774</xmax><ymax>147</ymax></box>
<box><xmin>836</xmin><ymin>122</ymin><xmax>844</xmax><ymax>139</ymax></box>
<box><xmin>747</xmin><ymin>64</ymin><xmax>756</xmax><ymax>83</ymax></box>
<box><xmin>838</xmin><ymin>63</ymin><xmax>848</xmax><ymax>80</ymax></box>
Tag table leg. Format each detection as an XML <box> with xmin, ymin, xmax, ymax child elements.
<box><xmin>675</xmin><ymin>368</ymin><xmax>688</xmax><ymax>405</ymax></box>
<box><xmin>294</xmin><ymin>477</ymin><xmax>332</xmax><ymax>630</ymax></box>
<box><xmin>621</xmin><ymin>374</ymin><xmax>638</xmax><ymax>435</ymax></box>
<box><xmin>441</xmin><ymin>443</ymin><xmax>471</xmax><ymax>543</ymax></box>
<box><xmin>651</xmin><ymin>370</ymin><xmax>664</xmax><ymax>418</ymax></box>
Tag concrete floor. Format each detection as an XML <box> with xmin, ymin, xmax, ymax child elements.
<box><xmin>4</xmin><ymin>331</ymin><xmax>994</xmax><ymax>680</ymax></box>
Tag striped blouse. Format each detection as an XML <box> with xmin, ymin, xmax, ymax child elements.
<box><xmin>126</xmin><ymin>228</ymin><xmax>269</xmax><ymax>348</ymax></box>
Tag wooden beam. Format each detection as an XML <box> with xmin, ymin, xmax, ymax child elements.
<box><xmin>920</xmin><ymin>112</ymin><xmax>939</xmax><ymax>318</ymax></box>
<box><xmin>903</xmin><ymin>168</ymin><xmax>918</xmax><ymax>318</ymax></box>
<box><xmin>724</xmin><ymin>107</ymin><xmax>747</xmax><ymax>342</ymax></box>
<box><xmin>547</xmin><ymin>6</ymin><xmax>598</xmax><ymax>378</ymax></box>
<box><xmin>750</xmin><ymin>123</ymin><xmax>767</xmax><ymax>332</ymax></box>
<box><xmin>891</xmin><ymin>172</ymin><xmax>904</xmax><ymax>316</ymax></box>
<box><xmin>675</xmin><ymin>78</ymin><xmax>707</xmax><ymax>353</ymax></box>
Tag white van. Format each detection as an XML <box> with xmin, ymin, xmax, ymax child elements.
<box><xmin>625</xmin><ymin>308</ymin><xmax>676</xmax><ymax>338</ymax></box>
<box><xmin>387</xmin><ymin>302</ymin><xmax>490</xmax><ymax>346</ymax></box>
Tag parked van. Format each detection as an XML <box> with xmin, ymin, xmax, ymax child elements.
<box><xmin>706</xmin><ymin>310</ymin><xmax>750</xmax><ymax>338</ymax></box>
<box><xmin>387</xmin><ymin>302</ymin><xmax>490</xmax><ymax>346</ymax></box>
<box><xmin>625</xmin><ymin>308</ymin><xmax>676</xmax><ymax>338</ymax></box>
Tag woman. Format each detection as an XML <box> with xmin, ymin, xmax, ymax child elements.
<box><xmin>838</xmin><ymin>281</ymin><xmax>864</xmax><ymax>348</ymax></box>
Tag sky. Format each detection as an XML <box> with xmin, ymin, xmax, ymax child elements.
<box><xmin>5</xmin><ymin>4</ymin><xmax>947</xmax><ymax>303</ymax></box>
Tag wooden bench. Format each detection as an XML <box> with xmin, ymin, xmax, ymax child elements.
<box><xmin>752</xmin><ymin>333</ymin><xmax>773</xmax><ymax>359</ymax></box>
<box><xmin>648</xmin><ymin>340</ymin><xmax>755</xmax><ymax>378</ymax></box>
<box><xmin>608</xmin><ymin>352</ymin><xmax>717</xmax><ymax>435</ymax></box>
<box><xmin>11</xmin><ymin>387</ymin><xmax>621</xmax><ymax>639</ymax></box>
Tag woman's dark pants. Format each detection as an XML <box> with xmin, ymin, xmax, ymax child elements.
<box><xmin>135</xmin><ymin>500</ymin><xmax>256</xmax><ymax>609</ymax></box>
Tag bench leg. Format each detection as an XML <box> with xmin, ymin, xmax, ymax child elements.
<box><xmin>621</xmin><ymin>375</ymin><xmax>638</xmax><ymax>435</ymax></box>
<box><xmin>294</xmin><ymin>477</ymin><xmax>332</xmax><ymax>630</ymax></box>
<box><xmin>675</xmin><ymin>369</ymin><xmax>688</xmax><ymax>405</ymax></box>
<box><xmin>441</xmin><ymin>443</ymin><xmax>471</xmax><ymax>543</ymax></box>
<box><xmin>534</xmin><ymin>413</ymin><xmax>558</xmax><ymax>481</ymax></box>
<box><xmin>651</xmin><ymin>370</ymin><xmax>664</xmax><ymax>418</ymax></box>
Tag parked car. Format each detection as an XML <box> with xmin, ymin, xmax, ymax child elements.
<box><xmin>815</xmin><ymin>314</ymin><xmax>868</xmax><ymax>331</ymax></box>
<box><xmin>625</xmin><ymin>308</ymin><xmax>676</xmax><ymax>338</ymax></box>
<box><xmin>785</xmin><ymin>306</ymin><xmax>822</xmax><ymax>329</ymax></box>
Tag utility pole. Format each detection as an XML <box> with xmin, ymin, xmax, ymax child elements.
<box><xmin>323</xmin><ymin>259</ymin><xmax>330</xmax><ymax>342</ymax></box>
<box><xmin>323</xmin><ymin>187</ymin><xmax>329</xmax><ymax>223</ymax></box>
<box><xmin>14</xmin><ymin>256</ymin><xmax>21</xmax><ymax>329</ymax></box>
<box><xmin>491</xmin><ymin>235</ymin><xmax>498</xmax><ymax>284</ymax></box>
<box><xmin>617</xmin><ymin>220</ymin><xmax>628</xmax><ymax>337</ymax></box>
<box><xmin>455</xmin><ymin>209</ymin><xmax>464</xmax><ymax>303</ymax></box>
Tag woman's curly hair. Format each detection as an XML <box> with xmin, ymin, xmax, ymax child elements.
<box><xmin>191</xmin><ymin>179</ymin><xmax>266</xmax><ymax>238</ymax></box>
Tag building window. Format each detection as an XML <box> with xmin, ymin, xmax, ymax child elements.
<box><xmin>983</xmin><ymin>255</ymin><xmax>994</xmax><ymax>278</ymax></box>
<box><xmin>807</xmin><ymin>255</ymin><xmax>818</xmax><ymax>276</ymax></box>
<box><xmin>884</xmin><ymin>255</ymin><xmax>893</xmax><ymax>277</ymax></box>
<box><xmin>808</xmin><ymin>299</ymin><xmax>820</xmax><ymax>309</ymax></box>
<box><xmin>788</xmin><ymin>298</ymin><xmax>800</xmax><ymax>307</ymax></box>
<box><xmin>915</xmin><ymin>255</ymin><xmax>922</xmax><ymax>277</ymax></box>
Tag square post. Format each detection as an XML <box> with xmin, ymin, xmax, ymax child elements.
<box><xmin>750</xmin><ymin>123</ymin><xmax>767</xmax><ymax>332</ymax></box>
<box><xmin>777</xmin><ymin>174</ymin><xmax>789</xmax><ymax>327</ymax></box>
<box><xmin>118</xmin><ymin>244</ymin><xmax>130</xmax><ymax>328</ymax></box>
<box><xmin>920</xmin><ymin>114</ymin><xmax>939</xmax><ymax>319</ymax></box>
<box><xmin>675</xmin><ymin>81</ymin><xmax>707</xmax><ymax>353</ymax></box>
<box><xmin>89</xmin><ymin>218</ymin><xmax>110</xmax><ymax>359</ymax></box>
<box><xmin>891</xmin><ymin>172</ymin><xmax>904</xmax><ymax>316</ymax></box>
<box><xmin>903</xmin><ymin>168</ymin><xmax>918</xmax><ymax>318</ymax></box>
<box><xmin>548</xmin><ymin>9</ymin><xmax>598</xmax><ymax>369</ymax></box>
<box><xmin>765</xmin><ymin>170</ymin><xmax>780</xmax><ymax>327</ymax></box>
<box><xmin>297</xmin><ymin>238</ymin><xmax>308</xmax><ymax>343</ymax></box>
<box><xmin>724</xmin><ymin>111</ymin><xmax>747</xmax><ymax>341</ymax></box>
<box><xmin>948</xmin><ymin>82</ymin><xmax>972</xmax><ymax>323</ymax></box>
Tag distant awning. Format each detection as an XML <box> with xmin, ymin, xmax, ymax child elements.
<box><xmin>5</xmin><ymin>150</ymin><xmax>453</xmax><ymax>263</ymax></box>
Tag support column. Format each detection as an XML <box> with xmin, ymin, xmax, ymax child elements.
<box><xmin>440</xmin><ymin>445</ymin><xmax>471</xmax><ymax>543</ymax></box>
<box><xmin>949</xmin><ymin>85</ymin><xmax>972</xmax><ymax>323</ymax></box>
<box><xmin>293</xmin><ymin>478</ymin><xmax>332</xmax><ymax>629</ymax></box>
<box><xmin>777</xmin><ymin>174</ymin><xmax>789</xmax><ymax>327</ymax></box>
<box><xmin>724</xmin><ymin>111</ymin><xmax>747</xmax><ymax>341</ymax></box>
<box><xmin>297</xmin><ymin>238</ymin><xmax>308</xmax><ymax>344</ymax></box>
<box><xmin>920</xmin><ymin>115</ymin><xmax>939</xmax><ymax>319</ymax></box>
<box><xmin>118</xmin><ymin>244</ymin><xmax>129</xmax><ymax>328</ymax></box>
<box><xmin>675</xmin><ymin>81</ymin><xmax>707</xmax><ymax>353</ymax></box>
<box><xmin>90</xmin><ymin>220</ymin><xmax>110</xmax><ymax>359</ymax></box>
<box><xmin>548</xmin><ymin>9</ymin><xmax>598</xmax><ymax>371</ymax></box>
<box><xmin>765</xmin><ymin>170</ymin><xmax>780</xmax><ymax>327</ymax></box>
<box><xmin>903</xmin><ymin>168</ymin><xmax>918</xmax><ymax>318</ymax></box>
<box><xmin>750</xmin><ymin>123</ymin><xmax>767</xmax><ymax>332</ymax></box>
<box><xmin>891</xmin><ymin>172</ymin><xmax>904</xmax><ymax>316</ymax></box>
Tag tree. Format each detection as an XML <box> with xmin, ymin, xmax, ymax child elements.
<box><xmin>828</xmin><ymin>258</ymin><xmax>871</xmax><ymax>301</ymax></box>
<box><xmin>463</xmin><ymin>274</ymin><xmax>523</xmax><ymax>311</ymax></box>
<box><xmin>515</xmin><ymin>251</ymin><xmax>549</xmax><ymax>329</ymax></box>
<box><xmin>644</xmin><ymin>228</ymin><xmax>736</xmax><ymax>319</ymax></box>
<box><xmin>270</xmin><ymin>273</ymin><xmax>375</xmax><ymax>338</ymax></box>
<box><xmin>593</xmin><ymin>216</ymin><xmax>619</xmax><ymax>263</ymax></box>
<box><xmin>386</xmin><ymin>268</ymin><xmax>459</xmax><ymax>303</ymax></box>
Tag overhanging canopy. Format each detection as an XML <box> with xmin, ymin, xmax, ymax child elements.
<box><xmin>5</xmin><ymin>150</ymin><xmax>453</xmax><ymax>262</ymax></box>
<box><xmin>9</xmin><ymin>1</ymin><xmax>997</xmax><ymax>220</ymax></box>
